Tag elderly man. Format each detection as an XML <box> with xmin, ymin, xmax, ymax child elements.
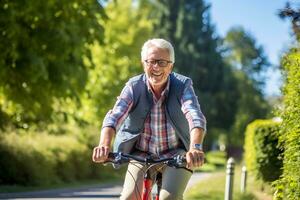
<box><xmin>92</xmin><ymin>38</ymin><xmax>206</xmax><ymax>200</ymax></box>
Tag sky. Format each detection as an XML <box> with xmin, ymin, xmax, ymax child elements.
<box><xmin>207</xmin><ymin>0</ymin><xmax>298</xmax><ymax>96</ymax></box>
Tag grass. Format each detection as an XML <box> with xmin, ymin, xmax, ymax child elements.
<box><xmin>184</xmin><ymin>164</ymin><xmax>273</xmax><ymax>200</ymax></box>
<box><xmin>184</xmin><ymin>172</ymin><xmax>227</xmax><ymax>200</ymax></box>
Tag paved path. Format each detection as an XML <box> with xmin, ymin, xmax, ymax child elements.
<box><xmin>0</xmin><ymin>172</ymin><xmax>211</xmax><ymax>200</ymax></box>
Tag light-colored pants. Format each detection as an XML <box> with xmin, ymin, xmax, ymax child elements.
<box><xmin>120</xmin><ymin>161</ymin><xmax>192</xmax><ymax>200</ymax></box>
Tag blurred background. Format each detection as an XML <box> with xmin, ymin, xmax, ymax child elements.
<box><xmin>0</xmin><ymin>0</ymin><xmax>299</xmax><ymax>199</ymax></box>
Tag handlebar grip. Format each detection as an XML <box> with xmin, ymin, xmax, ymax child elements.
<box><xmin>108</xmin><ymin>152</ymin><xmax>118</xmax><ymax>159</ymax></box>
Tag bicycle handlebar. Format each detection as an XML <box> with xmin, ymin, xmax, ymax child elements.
<box><xmin>105</xmin><ymin>152</ymin><xmax>187</xmax><ymax>168</ymax></box>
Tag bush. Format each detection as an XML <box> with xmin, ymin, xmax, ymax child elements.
<box><xmin>206</xmin><ymin>150</ymin><xmax>226</xmax><ymax>168</ymax></box>
<box><xmin>0</xmin><ymin>125</ymin><xmax>127</xmax><ymax>187</ymax></box>
<box><xmin>274</xmin><ymin>50</ymin><xmax>300</xmax><ymax>200</ymax></box>
<box><xmin>0</xmin><ymin>131</ymin><xmax>90</xmax><ymax>186</ymax></box>
<box><xmin>244</xmin><ymin>119</ymin><xmax>283</xmax><ymax>182</ymax></box>
<box><xmin>0</xmin><ymin>127</ymin><xmax>126</xmax><ymax>187</ymax></box>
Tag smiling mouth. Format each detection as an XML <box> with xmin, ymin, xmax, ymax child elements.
<box><xmin>151</xmin><ymin>72</ymin><xmax>163</xmax><ymax>77</ymax></box>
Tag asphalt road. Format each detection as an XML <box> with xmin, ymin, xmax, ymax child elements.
<box><xmin>0</xmin><ymin>172</ymin><xmax>211</xmax><ymax>200</ymax></box>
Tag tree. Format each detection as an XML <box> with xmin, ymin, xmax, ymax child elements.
<box><xmin>229</xmin><ymin>71</ymin><xmax>270</xmax><ymax>145</ymax></box>
<box><xmin>223</xmin><ymin>27</ymin><xmax>271</xmax><ymax>146</ymax></box>
<box><xmin>224</xmin><ymin>26</ymin><xmax>270</xmax><ymax>91</ymax></box>
<box><xmin>0</xmin><ymin>0</ymin><xmax>106</xmax><ymax>128</ymax></box>
<box><xmin>279</xmin><ymin>2</ymin><xmax>300</xmax><ymax>41</ymax></box>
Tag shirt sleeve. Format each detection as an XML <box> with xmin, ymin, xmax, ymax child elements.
<box><xmin>181</xmin><ymin>79</ymin><xmax>207</xmax><ymax>132</ymax></box>
<box><xmin>102</xmin><ymin>83</ymin><xmax>133</xmax><ymax>131</ymax></box>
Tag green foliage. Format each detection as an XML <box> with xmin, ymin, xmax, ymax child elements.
<box><xmin>0</xmin><ymin>131</ymin><xmax>89</xmax><ymax>185</ymax></box>
<box><xmin>229</xmin><ymin>71</ymin><xmax>270</xmax><ymax>146</ymax></box>
<box><xmin>224</xmin><ymin>28</ymin><xmax>271</xmax><ymax>146</ymax></box>
<box><xmin>224</xmin><ymin>26</ymin><xmax>270</xmax><ymax>88</ymax></box>
<box><xmin>0</xmin><ymin>0</ymin><xmax>105</xmax><ymax>127</ymax></box>
<box><xmin>274</xmin><ymin>50</ymin><xmax>300</xmax><ymax>200</ymax></box>
<box><xmin>244</xmin><ymin>119</ymin><xmax>282</xmax><ymax>183</ymax></box>
<box><xmin>0</xmin><ymin>0</ymin><xmax>153</xmax><ymax>187</ymax></box>
<box><xmin>206</xmin><ymin>150</ymin><xmax>226</xmax><ymax>167</ymax></box>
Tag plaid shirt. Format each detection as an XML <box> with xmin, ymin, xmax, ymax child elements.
<box><xmin>134</xmin><ymin>79</ymin><xmax>179</xmax><ymax>155</ymax></box>
<box><xmin>103</xmin><ymin>76</ymin><xmax>206</xmax><ymax>157</ymax></box>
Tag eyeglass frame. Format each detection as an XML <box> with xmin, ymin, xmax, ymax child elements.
<box><xmin>144</xmin><ymin>59</ymin><xmax>173</xmax><ymax>68</ymax></box>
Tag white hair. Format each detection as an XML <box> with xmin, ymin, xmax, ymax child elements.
<box><xmin>141</xmin><ymin>38</ymin><xmax>175</xmax><ymax>63</ymax></box>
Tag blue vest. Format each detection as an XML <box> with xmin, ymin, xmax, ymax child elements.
<box><xmin>113</xmin><ymin>72</ymin><xmax>191</xmax><ymax>153</ymax></box>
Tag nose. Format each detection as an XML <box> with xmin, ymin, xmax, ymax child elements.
<box><xmin>152</xmin><ymin>63</ymin><xmax>160</xmax><ymax>70</ymax></box>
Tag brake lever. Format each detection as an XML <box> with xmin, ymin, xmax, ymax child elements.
<box><xmin>175</xmin><ymin>155</ymin><xmax>186</xmax><ymax>167</ymax></box>
<box><xmin>165</xmin><ymin>155</ymin><xmax>186</xmax><ymax>168</ymax></box>
<box><xmin>105</xmin><ymin>152</ymin><xmax>129</xmax><ymax>169</ymax></box>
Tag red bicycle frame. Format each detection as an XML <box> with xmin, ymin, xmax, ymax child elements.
<box><xmin>142</xmin><ymin>174</ymin><xmax>153</xmax><ymax>200</ymax></box>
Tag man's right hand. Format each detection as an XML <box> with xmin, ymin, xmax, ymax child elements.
<box><xmin>92</xmin><ymin>145</ymin><xmax>110</xmax><ymax>163</ymax></box>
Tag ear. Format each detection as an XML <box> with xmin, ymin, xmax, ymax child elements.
<box><xmin>169</xmin><ymin>63</ymin><xmax>174</xmax><ymax>71</ymax></box>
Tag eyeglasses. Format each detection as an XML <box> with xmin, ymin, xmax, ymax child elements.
<box><xmin>144</xmin><ymin>59</ymin><xmax>172</xmax><ymax>68</ymax></box>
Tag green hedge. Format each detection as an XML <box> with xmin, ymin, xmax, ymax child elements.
<box><xmin>244</xmin><ymin>119</ymin><xmax>282</xmax><ymax>182</ymax></box>
<box><xmin>0</xmin><ymin>132</ymin><xmax>89</xmax><ymax>185</ymax></box>
<box><xmin>206</xmin><ymin>150</ymin><xmax>226</xmax><ymax>168</ymax></box>
<box><xmin>0</xmin><ymin>130</ymin><xmax>122</xmax><ymax>186</ymax></box>
<box><xmin>274</xmin><ymin>50</ymin><xmax>300</xmax><ymax>200</ymax></box>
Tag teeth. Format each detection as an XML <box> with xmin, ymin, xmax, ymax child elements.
<box><xmin>152</xmin><ymin>73</ymin><xmax>162</xmax><ymax>76</ymax></box>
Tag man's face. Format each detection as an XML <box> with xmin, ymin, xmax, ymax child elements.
<box><xmin>143</xmin><ymin>47</ymin><xmax>173</xmax><ymax>89</ymax></box>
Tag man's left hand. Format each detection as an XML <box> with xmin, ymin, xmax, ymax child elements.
<box><xmin>186</xmin><ymin>149</ymin><xmax>205</xmax><ymax>169</ymax></box>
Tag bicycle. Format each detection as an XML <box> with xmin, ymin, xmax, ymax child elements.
<box><xmin>104</xmin><ymin>152</ymin><xmax>190</xmax><ymax>200</ymax></box>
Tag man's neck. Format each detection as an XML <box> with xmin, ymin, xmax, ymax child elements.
<box><xmin>150</xmin><ymin>83</ymin><xmax>166</xmax><ymax>99</ymax></box>
<box><xmin>148</xmin><ymin>78</ymin><xmax>171</xmax><ymax>100</ymax></box>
